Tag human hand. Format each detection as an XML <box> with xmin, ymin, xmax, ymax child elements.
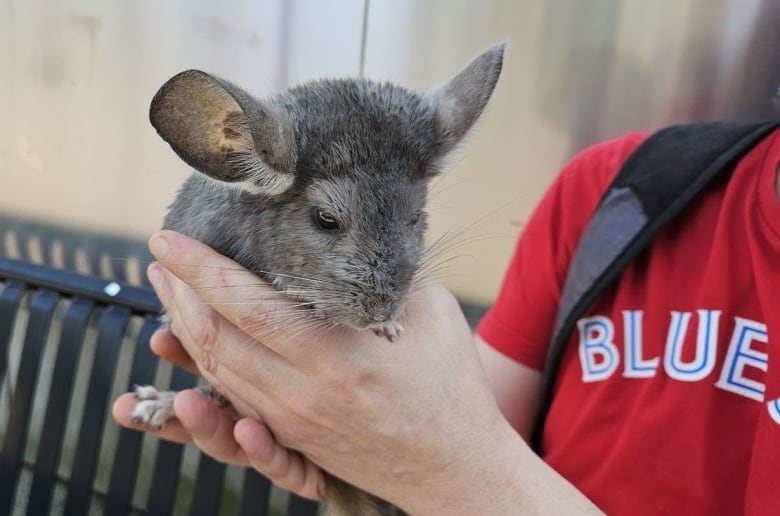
<box><xmin>112</xmin><ymin>327</ymin><xmax>325</xmax><ymax>500</ymax></box>
<box><xmin>116</xmin><ymin>230</ymin><xmax>601</xmax><ymax>515</ymax></box>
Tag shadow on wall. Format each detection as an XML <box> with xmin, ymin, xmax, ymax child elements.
<box><xmin>712</xmin><ymin>0</ymin><xmax>780</xmax><ymax>120</ymax></box>
<box><xmin>533</xmin><ymin>0</ymin><xmax>780</xmax><ymax>156</ymax></box>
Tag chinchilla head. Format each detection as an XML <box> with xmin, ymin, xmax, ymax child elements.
<box><xmin>150</xmin><ymin>44</ymin><xmax>504</xmax><ymax>331</ymax></box>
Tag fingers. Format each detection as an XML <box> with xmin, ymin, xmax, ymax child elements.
<box><xmin>148</xmin><ymin>231</ymin><xmax>291</xmax><ymax>340</ymax></box>
<box><xmin>150</xmin><ymin>328</ymin><xmax>198</xmax><ymax>374</ymax></box>
<box><xmin>234</xmin><ymin>418</ymin><xmax>324</xmax><ymax>501</ymax></box>
<box><xmin>173</xmin><ymin>390</ymin><xmax>250</xmax><ymax>467</ymax></box>
<box><xmin>147</xmin><ymin>254</ymin><xmax>296</xmax><ymax>391</ymax></box>
<box><xmin>112</xmin><ymin>390</ymin><xmax>251</xmax><ymax>467</ymax></box>
<box><xmin>113</xmin><ymin>393</ymin><xmax>323</xmax><ymax>499</ymax></box>
<box><xmin>148</xmin><ymin>231</ymin><xmax>335</xmax><ymax>367</ymax></box>
<box><xmin>176</xmin><ymin>394</ymin><xmax>325</xmax><ymax>499</ymax></box>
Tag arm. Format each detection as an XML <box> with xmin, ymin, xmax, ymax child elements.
<box><xmin>476</xmin><ymin>335</ymin><xmax>542</xmax><ymax>441</ymax></box>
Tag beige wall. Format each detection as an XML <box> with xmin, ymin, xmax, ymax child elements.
<box><xmin>2</xmin><ymin>0</ymin><xmax>778</xmax><ymax>304</ymax></box>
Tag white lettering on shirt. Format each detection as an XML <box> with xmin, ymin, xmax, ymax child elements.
<box><xmin>576</xmin><ymin>311</ymin><xmax>770</xmax><ymax>409</ymax></box>
<box><xmin>622</xmin><ymin>310</ymin><xmax>659</xmax><ymax>378</ymax></box>
<box><xmin>664</xmin><ymin>310</ymin><xmax>720</xmax><ymax>381</ymax></box>
<box><xmin>715</xmin><ymin>317</ymin><xmax>768</xmax><ymax>402</ymax></box>
<box><xmin>767</xmin><ymin>399</ymin><xmax>780</xmax><ymax>424</ymax></box>
<box><xmin>578</xmin><ymin>316</ymin><xmax>619</xmax><ymax>382</ymax></box>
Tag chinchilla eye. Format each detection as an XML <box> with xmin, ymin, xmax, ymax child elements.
<box><xmin>314</xmin><ymin>209</ymin><xmax>339</xmax><ymax>231</ymax></box>
<box><xmin>409</xmin><ymin>210</ymin><xmax>422</xmax><ymax>226</ymax></box>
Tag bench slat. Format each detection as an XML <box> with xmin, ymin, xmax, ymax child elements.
<box><xmin>189</xmin><ymin>455</ymin><xmax>227</xmax><ymax>515</ymax></box>
<box><xmin>26</xmin><ymin>297</ymin><xmax>96</xmax><ymax>516</ymax></box>
<box><xmin>145</xmin><ymin>367</ymin><xmax>197</xmax><ymax>515</ymax></box>
<box><xmin>0</xmin><ymin>281</ymin><xmax>25</xmax><ymax>384</ymax></box>
<box><xmin>239</xmin><ymin>470</ymin><xmax>273</xmax><ymax>516</ymax></box>
<box><xmin>63</xmin><ymin>305</ymin><xmax>131</xmax><ymax>516</ymax></box>
<box><xmin>105</xmin><ymin>316</ymin><xmax>162</xmax><ymax>516</ymax></box>
<box><xmin>287</xmin><ymin>495</ymin><xmax>321</xmax><ymax>516</ymax></box>
<box><xmin>0</xmin><ymin>289</ymin><xmax>60</xmax><ymax>509</ymax></box>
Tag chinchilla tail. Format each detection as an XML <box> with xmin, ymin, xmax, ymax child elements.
<box><xmin>322</xmin><ymin>473</ymin><xmax>394</xmax><ymax>516</ymax></box>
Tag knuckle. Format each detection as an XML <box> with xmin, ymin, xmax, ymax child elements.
<box><xmin>323</xmin><ymin>360</ymin><xmax>376</xmax><ymax>396</ymax></box>
<box><xmin>274</xmin><ymin>475</ymin><xmax>301</xmax><ymax>494</ymax></box>
<box><xmin>273</xmin><ymin>432</ymin><xmax>296</xmax><ymax>451</ymax></box>
<box><xmin>189</xmin><ymin>308</ymin><xmax>220</xmax><ymax>351</ymax></box>
<box><xmin>251</xmin><ymin>453</ymin><xmax>280</xmax><ymax>477</ymax></box>
<box><xmin>184</xmin><ymin>310</ymin><xmax>223</xmax><ymax>376</ymax></box>
<box><xmin>289</xmin><ymin>398</ymin><xmax>323</xmax><ymax>428</ymax></box>
<box><xmin>255</xmin><ymin>448</ymin><xmax>300</xmax><ymax>490</ymax></box>
<box><xmin>199</xmin><ymin>351</ymin><xmax>219</xmax><ymax>377</ymax></box>
<box><xmin>281</xmin><ymin>406</ymin><xmax>327</xmax><ymax>449</ymax></box>
<box><xmin>216</xmin><ymin>264</ymin><xmax>234</xmax><ymax>290</ymax></box>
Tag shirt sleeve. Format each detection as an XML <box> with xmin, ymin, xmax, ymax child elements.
<box><xmin>476</xmin><ymin>132</ymin><xmax>648</xmax><ymax>370</ymax></box>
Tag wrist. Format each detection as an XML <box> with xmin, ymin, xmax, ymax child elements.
<box><xmin>398</xmin><ymin>416</ymin><xmax>602</xmax><ymax>516</ymax></box>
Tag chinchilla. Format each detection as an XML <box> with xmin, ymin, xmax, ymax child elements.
<box><xmin>132</xmin><ymin>43</ymin><xmax>505</xmax><ymax>516</ymax></box>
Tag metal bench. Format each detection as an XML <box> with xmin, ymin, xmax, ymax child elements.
<box><xmin>0</xmin><ymin>215</ymin><xmax>319</xmax><ymax>515</ymax></box>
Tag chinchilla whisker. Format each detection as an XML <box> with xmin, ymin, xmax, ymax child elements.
<box><xmin>251</xmin><ymin>307</ymin><xmax>333</xmax><ymax>324</ymax></box>
<box><xmin>189</xmin><ymin>286</ymin><xmax>286</xmax><ymax>295</ymax></box>
<box><xmin>416</xmin><ymin>262</ymin><xmax>459</xmax><ymax>280</ymax></box>
<box><xmin>422</xmin><ymin>231</ymin><xmax>504</xmax><ymax>268</ymax></box>
<box><xmin>424</xmin><ymin>226</ymin><xmax>484</xmax><ymax>255</ymax></box>
<box><xmin>412</xmin><ymin>271</ymin><xmax>460</xmax><ymax>290</ymax></box>
<box><xmin>421</xmin><ymin>240</ymin><xmax>484</xmax><ymax>266</ymax></box>
<box><xmin>425</xmin><ymin>226</ymin><xmax>485</xmax><ymax>255</ymax></box>
<box><xmin>282</xmin><ymin>322</ymin><xmax>332</xmax><ymax>342</ymax></box>
<box><xmin>408</xmin><ymin>274</ymin><xmax>442</xmax><ymax>294</ymax></box>
<box><xmin>422</xmin><ymin>233</ymin><xmax>452</xmax><ymax>259</ymax></box>
<box><xmin>107</xmin><ymin>256</ymin><xmax>155</xmax><ymax>265</ymax></box>
<box><xmin>249</xmin><ymin>315</ymin><xmax>327</xmax><ymax>341</ymax></box>
<box><xmin>280</xmin><ymin>289</ymin><xmax>342</xmax><ymax>301</ymax></box>
<box><xmin>287</xmin><ymin>301</ymin><xmax>323</xmax><ymax>310</ymax></box>
<box><xmin>205</xmin><ymin>300</ymin><xmax>298</xmax><ymax>306</ymax></box>
<box><xmin>342</xmin><ymin>278</ymin><xmax>373</xmax><ymax>289</ymax></box>
<box><xmin>409</xmin><ymin>276</ymin><xmax>457</xmax><ymax>298</ymax></box>
<box><xmin>145</xmin><ymin>263</ymin><xmax>331</xmax><ymax>286</ymax></box>
<box><xmin>259</xmin><ymin>270</ymin><xmax>331</xmax><ymax>284</ymax></box>
<box><xmin>427</xmin><ymin>177</ymin><xmax>477</xmax><ymax>199</ymax></box>
<box><xmin>425</xmin><ymin>200</ymin><xmax>516</xmax><ymax>253</ymax></box>
<box><xmin>236</xmin><ymin>319</ymin><xmax>300</xmax><ymax>336</ymax></box>
<box><xmin>281</xmin><ymin>293</ymin><xmax>329</xmax><ymax>300</ymax></box>
<box><xmin>279</xmin><ymin>287</ymin><xmax>326</xmax><ymax>295</ymax></box>
<box><xmin>237</xmin><ymin>312</ymin><xmax>317</xmax><ymax>336</ymax></box>
<box><xmin>422</xmin><ymin>253</ymin><xmax>475</xmax><ymax>275</ymax></box>
<box><xmin>146</xmin><ymin>262</ymin><xmax>247</xmax><ymax>272</ymax></box>
<box><xmin>409</xmin><ymin>260</ymin><xmax>469</xmax><ymax>291</ymax></box>
<box><xmin>428</xmin><ymin>153</ymin><xmax>468</xmax><ymax>193</ymax></box>
<box><xmin>422</xmin><ymin>265</ymin><xmax>460</xmax><ymax>279</ymax></box>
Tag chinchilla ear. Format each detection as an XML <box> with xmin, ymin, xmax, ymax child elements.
<box><xmin>150</xmin><ymin>70</ymin><xmax>297</xmax><ymax>196</ymax></box>
<box><xmin>428</xmin><ymin>43</ymin><xmax>505</xmax><ymax>156</ymax></box>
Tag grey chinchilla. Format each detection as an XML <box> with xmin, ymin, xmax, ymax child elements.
<box><xmin>132</xmin><ymin>43</ymin><xmax>505</xmax><ymax>516</ymax></box>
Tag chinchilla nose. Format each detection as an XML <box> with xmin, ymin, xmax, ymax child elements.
<box><xmin>364</xmin><ymin>297</ymin><xmax>396</xmax><ymax>325</ymax></box>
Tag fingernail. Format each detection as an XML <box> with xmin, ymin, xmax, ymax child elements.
<box><xmin>147</xmin><ymin>262</ymin><xmax>164</xmax><ymax>288</ymax></box>
<box><xmin>149</xmin><ymin>234</ymin><xmax>171</xmax><ymax>261</ymax></box>
<box><xmin>148</xmin><ymin>262</ymin><xmax>176</xmax><ymax>318</ymax></box>
<box><xmin>147</xmin><ymin>263</ymin><xmax>172</xmax><ymax>307</ymax></box>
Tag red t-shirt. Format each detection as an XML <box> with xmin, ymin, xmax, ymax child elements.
<box><xmin>477</xmin><ymin>130</ymin><xmax>780</xmax><ymax>514</ymax></box>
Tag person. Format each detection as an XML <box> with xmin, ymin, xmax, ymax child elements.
<box><xmin>113</xmin><ymin>126</ymin><xmax>780</xmax><ymax>514</ymax></box>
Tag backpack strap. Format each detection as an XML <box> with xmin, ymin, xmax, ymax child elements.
<box><xmin>530</xmin><ymin>120</ymin><xmax>780</xmax><ymax>453</ymax></box>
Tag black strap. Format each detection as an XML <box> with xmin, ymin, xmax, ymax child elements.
<box><xmin>530</xmin><ymin>121</ymin><xmax>780</xmax><ymax>453</ymax></box>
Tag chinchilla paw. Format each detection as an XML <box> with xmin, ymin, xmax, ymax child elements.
<box><xmin>131</xmin><ymin>385</ymin><xmax>177</xmax><ymax>430</ymax></box>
